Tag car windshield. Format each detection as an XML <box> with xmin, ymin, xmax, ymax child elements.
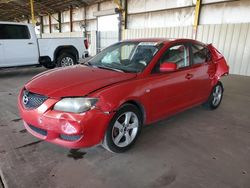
<box><xmin>88</xmin><ymin>41</ymin><xmax>163</xmax><ymax>73</ymax></box>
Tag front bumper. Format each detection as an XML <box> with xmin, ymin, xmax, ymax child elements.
<box><xmin>18</xmin><ymin>91</ymin><xmax>113</xmax><ymax>149</ymax></box>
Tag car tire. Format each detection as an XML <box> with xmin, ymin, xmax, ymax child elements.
<box><xmin>102</xmin><ymin>104</ymin><xmax>142</xmax><ymax>153</ymax></box>
<box><xmin>57</xmin><ymin>53</ymin><xmax>77</xmax><ymax>67</ymax></box>
<box><xmin>203</xmin><ymin>81</ymin><xmax>224</xmax><ymax>110</ymax></box>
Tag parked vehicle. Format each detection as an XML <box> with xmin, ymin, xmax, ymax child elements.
<box><xmin>0</xmin><ymin>21</ymin><xmax>89</xmax><ymax>68</ymax></box>
<box><xmin>18</xmin><ymin>38</ymin><xmax>229</xmax><ymax>153</ymax></box>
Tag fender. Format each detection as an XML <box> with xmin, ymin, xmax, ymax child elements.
<box><xmin>53</xmin><ymin>46</ymin><xmax>79</xmax><ymax>61</ymax></box>
<box><xmin>207</xmin><ymin>44</ymin><xmax>229</xmax><ymax>80</ymax></box>
<box><xmin>88</xmin><ymin>77</ymin><xmax>151</xmax><ymax>124</ymax></box>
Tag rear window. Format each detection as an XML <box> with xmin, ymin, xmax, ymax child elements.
<box><xmin>0</xmin><ymin>24</ymin><xmax>30</xmax><ymax>39</ymax></box>
<box><xmin>191</xmin><ymin>44</ymin><xmax>211</xmax><ymax>64</ymax></box>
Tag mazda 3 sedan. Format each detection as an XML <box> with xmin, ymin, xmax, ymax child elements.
<box><xmin>18</xmin><ymin>38</ymin><xmax>229</xmax><ymax>153</ymax></box>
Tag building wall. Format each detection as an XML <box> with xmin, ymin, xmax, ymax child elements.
<box><xmin>34</xmin><ymin>0</ymin><xmax>250</xmax><ymax>76</ymax></box>
<box><xmin>31</xmin><ymin>0</ymin><xmax>250</xmax><ymax>34</ymax></box>
<box><xmin>200</xmin><ymin>1</ymin><xmax>250</xmax><ymax>25</ymax></box>
<box><xmin>123</xmin><ymin>23</ymin><xmax>250</xmax><ymax>76</ymax></box>
<box><xmin>40</xmin><ymin>1</ymin><xmax>118</xmax><ymax>34</ymax></box>
<box><xmin>127</xmin><ymin>0</ymin><xmax>250</xmax><ymax>29</ymax></box>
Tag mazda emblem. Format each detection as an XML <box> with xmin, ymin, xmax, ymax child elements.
<box><xmin>23</xmin><ymin>94</ymin><xmax>29</xmax><ymax>105</ymax></box>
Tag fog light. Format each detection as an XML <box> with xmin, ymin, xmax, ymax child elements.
<box><xmin>61</xmin><ymin>122</ymin><xmax>78</xmax><ymax>134</ymax></box>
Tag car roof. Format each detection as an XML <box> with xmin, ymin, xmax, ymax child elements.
<box><xmin>123</xmin><ymin>38</ymin><xmax>204</xmax><ymax>45</ymax></box>
<box><xmin>0</xmin><ymin>21</ymin><xmax>30</xmax><ymax>26</ymax></box>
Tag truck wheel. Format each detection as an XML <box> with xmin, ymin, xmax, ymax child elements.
<box><xmin>57</xmin><ymin>53</ymin><xmax>77</xmax><ymax>67</ymax></box>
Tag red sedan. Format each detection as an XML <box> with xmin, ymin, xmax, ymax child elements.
<box><xmin>18</xmin><ymin>38</ymin><xmax>229</xmax><ymax>153</ymax></box>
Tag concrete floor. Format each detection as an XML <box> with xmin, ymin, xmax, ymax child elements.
<box><xmin>0</xmin><ymin>67</ymin><xmax>249</xmax><ymax>188</ymax></box>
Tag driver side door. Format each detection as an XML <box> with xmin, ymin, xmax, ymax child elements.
<box><xmin>146</xmin><ymin>43</ymin><xmax>195</xmax><ymax>122</ymax></box>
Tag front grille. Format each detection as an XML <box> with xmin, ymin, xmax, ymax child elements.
<box><xmin>28</xmin><ymin>124</ymin><xmax>47</xmax><ymax>136</ymax></box>
<box><xmin>60</xmin><ymin>134</ymin><xmax>81</xmax><ymax>141</ymax></box>
<box><xmin>22</xmin><ymin>90</ymin><xmax>48</xmax><ymax>109</ymax></box>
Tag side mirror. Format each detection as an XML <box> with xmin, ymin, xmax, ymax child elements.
<box><xmin>160</xmin><ymin>62</ymin><xmax>177</xmax><ymax>73</ymax></box>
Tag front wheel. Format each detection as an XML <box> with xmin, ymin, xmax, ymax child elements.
<box><xmin>57</xmin><ymin>53</ymin><xmax>77</xmax><ymax>67</ymax></box>
<box><xmin>203</xmin><ymin>81</ymin><xmax>224</xmax><ymax>110</ymax></box>
<box><xmin>102</xmin><ymin>104</ymin><xmax>142</xmax><ymax>153</ymax></box>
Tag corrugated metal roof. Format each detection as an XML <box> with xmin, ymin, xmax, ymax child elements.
<box><xmin>0</xmin><ymin>0</ymin><xmax>104</xmax><ymax>21</ymax></box>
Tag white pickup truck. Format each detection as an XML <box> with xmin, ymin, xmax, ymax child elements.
<box><xmin>0</xmin><ymin>22</ymin><xmax>89</xmax><ymax>68</ymax></box>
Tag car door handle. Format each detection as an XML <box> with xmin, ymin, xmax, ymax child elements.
<box><xmin>28</xmin><ymin>42</ymin><xmax>34</xmax><ymax>45</ymax></box>
<box><xmin>185</xmin><ymin>73</ymin><xmax>193</xmax><ymax>80</ymax></box>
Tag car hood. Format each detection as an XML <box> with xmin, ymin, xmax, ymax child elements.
<box><xmin>25</xmin><ymin>65</ymin><xmax>136</xmax><ymax>98</ymax></box>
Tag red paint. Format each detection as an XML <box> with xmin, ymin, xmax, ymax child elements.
<box><xmin>25</xmin><ymin>66</ymin><xmax>136</xmax><ymax>97</ymax></box>
<box><xmin>18</xmin><ymin>38</ymin><xmax>229</xmax><ymax>149</ymax></box>
<box><xmin>160</xmin><ymin>62</ymin><xmax>177</xmax><ymax>72</ymax></box>
<box><xmin>207</xmin><ymin>44</ymin><xmax>229</xmax><ymax>79</ymax></box>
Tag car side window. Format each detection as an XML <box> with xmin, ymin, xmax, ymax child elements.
<box><xmin>154</xmin><ymin>44</ymin><xmax>190</xmax><ymax>73</ymax></box>
<box><xmin>191</xmin><ymin>44</ymin><xmax>211</xmax><ymax>64</ymax></box>
<box><xmin>0</xmin><ymin>24</ymin><xmax>30</xmax><ymax>40</ymax></box>
<box><xmin>101</xmin><ymin>44</ymin><xmax>136</xmax><ymax>64</ymax></box>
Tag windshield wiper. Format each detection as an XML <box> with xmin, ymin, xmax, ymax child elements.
<box><xmin>95</xmin><ymin>65</ymin><xmax>124</xmax><ymax>73</ymax></box>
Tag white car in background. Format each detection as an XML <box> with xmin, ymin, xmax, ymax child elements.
<box><xmin>0</xmin><ymin>21</ymin><xmax>89</xmax><ymax>68</ymax></box>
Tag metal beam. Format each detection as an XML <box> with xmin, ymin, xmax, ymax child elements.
<box><xmin>113</xmin><ymin>0</ymin><xmax>122</xmax><ymax>10</ymax></box>
<box><xmin>193</xmin><ymin>0</ymin><xmax>202</xmax><ymax>39</ymax></box>
<box><xmin>194</xmin><ymin>0</ymin><xmax>202</xmax><ymax>28</ymax></box>
<box><xmin>70</xmin><ymin>5</ymin><xmax>73</xmax><ymax>32</ymax></box>
<box><xmin>84</xmin><ymin>5</ymin><xmax>87</xmax><ymax>37</ymax></box>
<box><xmin>40</xmin><ymin>16</ymin><xmax>44</xmax><ymax>33</ymax></box>
<box><xmin>49</xmin><ymin>14</ymin><xmax>52</xmax><ymax>33</ymax></box>
<box><xmin>29</xmin><ymin>0</ymin><xmax>35</xmax><ymax>25</ymax></box>
<box><xmin>58</xmin><ymin>12</ymin><xmax>62</xmax><ymax>33</ymax></box>
<box><xmin>124</xmin><ymin>0</ymin><xmax>128</xmax><ymax>29</ymax></box>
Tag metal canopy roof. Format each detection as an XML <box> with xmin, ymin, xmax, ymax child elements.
<box><xmin>0</xmin><ymin>0</ymin><xmax>103</xmax><ymax>22</ymax></box>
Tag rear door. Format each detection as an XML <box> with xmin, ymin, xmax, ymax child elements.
<box><xmin>188</xmin><ymin>43</ymin><xmax>215</xmax><ymax>104</ymax></box>
<box><xmin>0</xmin><ymin>23</ymin><xmax>39</xmax><ymax>67</ymax></box>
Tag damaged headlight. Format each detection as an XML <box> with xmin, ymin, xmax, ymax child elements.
<box><xmin>53</xmin><ymin>97</ymin><xmax>98</xmax><ymax>113</ymax></box>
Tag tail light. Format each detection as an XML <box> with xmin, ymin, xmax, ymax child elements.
<box><xmin>84</xmin><ymin>39</ymin><xmax>89</xmax><ymax>49</ymax></box>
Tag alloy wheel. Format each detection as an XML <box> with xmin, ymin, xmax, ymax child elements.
<box><xmin>212</xmin><ymin>85</ymin><xmax>222</xmax><ymax>106</ymax></box>
<box><xmin>112</xmin><ymin>112</ymin><xmax>139</xmax><ymax>148</ymax></box>
<box><xmin>61</xmin><ymin>57</ymin><xmax>74</xmax><ymax>67</ymax></box>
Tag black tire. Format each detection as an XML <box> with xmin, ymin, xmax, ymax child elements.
<box><xmin>203</xmin><ymin>81</ymin><xmax>224</xmax><ymax>110</ymax></box>
<box><xmin>102</xmin><ymin>104</ymin><xmax>143</xmax><ymax>153</ymax></box>
<box><xmin>56</xmin><ymin>53</ymin><xmax>77</xmax><ymax>67</ymax></box>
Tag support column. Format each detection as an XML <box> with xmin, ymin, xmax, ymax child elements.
<box><xmin>29</xmin><ymin>0</ymin><xmax>35</xmax><ymax>25</ymax></box>
<box><xmin>58</xmin><ymin>12</ymin><xmax>62</xmax><ymax>33</ymax></box>
<box><xmin>84</xmin><ymin>5</ymin><xmax>87</xmax><ymax>38</ymax></box>
<box><xmin>49</xmin><ymin>14</ymin><xmax>52</xmax><ymax>33</ymax></box>
<box><xmin>124</xmin><ymin>0</ymin><xmax>128</xmax><ymax>30</ymax></box>
<box><xmin>193</xmin><ymin>0</ymin><xmax>202</xmax><ymax>39</ymax></box>
<box><xmin>96</xmin><ymin>3</ymin><xmax>100</xmax><ymax>54</ymax></box>
<box><xmin>70</xmin><ymin>6</ymin><xmax>73</xmax><ymax>32</ymax></box>
<box><xmin>40</xmin><ymin>16</ymin><xmax>44</xmax><ymax>33</ymax></box>
<box><xmin>114</xmin><ymin>0</ymin><xmax>124</xmax><ymax>41</ymax></box>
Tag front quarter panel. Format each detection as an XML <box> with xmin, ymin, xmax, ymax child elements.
<box><xmin>88</xmin><ymin>77</ymin><xmax>152</xmax><ymax>124</ymax></box>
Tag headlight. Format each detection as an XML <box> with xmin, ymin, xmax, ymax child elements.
<box><xmin>53</xmin><ymin>97</ymin><xmax>98</xmax><ymax>113</ymax></box>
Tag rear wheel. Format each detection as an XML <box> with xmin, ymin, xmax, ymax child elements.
<box><xmin>203</xmin><ymin>81</ymin><xmax>224</xmax><ymax>110</ymax></box>
<box><xmin>57</xmin><ymin>53</ymin><xmax>77</xmax><ymax>67</ymax></box>
<box><xmin>102</xmin><ymin>104</ymin><xmax>142</xmax><ymax>153</ymax></box>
